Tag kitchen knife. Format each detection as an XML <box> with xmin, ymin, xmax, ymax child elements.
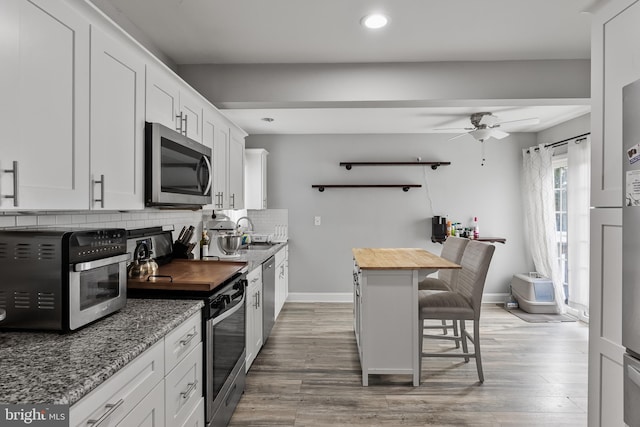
<box><xmin>178</xmin><ymin>226</ymin><xmax>187</xmax><ymax>243</ymax></box>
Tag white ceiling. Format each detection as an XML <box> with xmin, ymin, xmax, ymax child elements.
<box><xmin>94</xmin><ymin>0</ymin><xmax>595</xmax><ymax>135</ymax></box>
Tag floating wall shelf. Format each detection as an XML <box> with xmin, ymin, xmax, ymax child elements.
<box><xmin>431</xmin><ymin>236</ymin><xmax>506</xmax><ymax>244</ymax></box>
<box><xmin>340</xmin><ymin>161</ymin><xmax>451</xmax><ymax>170</ymax></box>
<box><xmin>312</xmin><ymin>184</ymin><xmax>422</xmax><ymax>192</ymax></box>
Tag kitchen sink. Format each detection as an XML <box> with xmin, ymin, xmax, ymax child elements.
<box><xmin>241</xmin><ymin>243</ymin><xmax>275</xmax><ymax>251</ymax></box>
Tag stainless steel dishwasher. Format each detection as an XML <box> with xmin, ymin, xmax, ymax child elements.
<box><xmin>262</xmin><ymin>256</ymin><xmax>276</xmax><ymax>342</ymax></box>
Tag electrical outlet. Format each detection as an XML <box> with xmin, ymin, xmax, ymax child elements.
<box><xmin>314</xmin><ymin>216</ymin><xmax>321</xmax><ymax>226</ymax></box>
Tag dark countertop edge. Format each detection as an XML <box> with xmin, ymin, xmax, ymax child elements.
<box><xmin>61</xmin><ymin>300</ymin><xmax>204</xmax><ymax>406</ymax></box>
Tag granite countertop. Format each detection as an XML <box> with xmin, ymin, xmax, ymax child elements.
<box><xmin>0</xmin><ymin>299</ymin><xmax>203</xmax><ymax>406</ymax></box>
<box><xmin>208</xmin><ymin>241</ymin><xmax>288</xmax><ymax>271</ymax></box>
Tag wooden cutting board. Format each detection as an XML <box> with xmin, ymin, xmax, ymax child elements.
<box><xmin>352</xmin><ymin>248</ymin><xmax>460</xmax><ymax>270</ymax></box>
<box><xmin>127</xmin><ymin>260</ymin><xmax>247</xmax><ymax>292</ymax></box>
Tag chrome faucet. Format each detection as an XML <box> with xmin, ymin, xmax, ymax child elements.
<box><xmin>236</xmin><ymin>216</ymin><xmax>254</xmax><ymax>232</ymax></box>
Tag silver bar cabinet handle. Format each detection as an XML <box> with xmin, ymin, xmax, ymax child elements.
<box><xmin>230</xmin><ymin>193</ymin><xmax>235</xmax><ymax>208</ymax></box>
<box><xmin>180</xmin><ymin>332</ymin><xmax>196</xmax><ymax>346</ymax></box>
<box><xmin>176</xmin><ymin>111</ymin><xmax>183</xmax><ymax>133</ymax></box>
<box><xmin>180</xmin><ymin>381</ymin><xmax>198</xmax><ymax>400</ymax></box>
<box><xmin>3</xmin><ymin>161</ymin><xmax>18</xmax><ymax>207</ymax></box>
<box><xmin>86</xmin><ymin>398</ymin><xmax>124</xmax><ymax>426</ymax></box>
<box><xmin>94</xmin><ymin>174</ymin><xmax>105</xmax><ymax>208</ymax></box>
<box><xmin>183</xmin><ymin>114</ymin><xmax>188</xmax><ymax>135</ymax></box>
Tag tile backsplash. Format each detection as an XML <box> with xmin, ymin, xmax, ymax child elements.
<box><xmin>0</xmin><ymin>210</ymin><xmax>202</xmax><ymax>240</ymax></box>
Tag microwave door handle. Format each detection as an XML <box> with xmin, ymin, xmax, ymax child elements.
<box><xmin>202</xmin><ymin>155</ymin><xmax>212</xmax><ymax>195</ymax></box>
<box><xmin>73</xmin><ymin>253</ymin><xmax>132</xmax><ymax>272</ymax></box>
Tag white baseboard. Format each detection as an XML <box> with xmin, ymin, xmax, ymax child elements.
<box><xmin>482</xmin><ymin>293</ymin><xmax>509</xmax><ymax>304</ymax></box>
<box><xmin>287</xmin><ymin>292</ymin><xmax>352</xmax><ymax>303</ymax></box>
<box><xmin>287</xmin><ymin>292</ymin><xmax>509</xmax><ymax>304</ymax></box>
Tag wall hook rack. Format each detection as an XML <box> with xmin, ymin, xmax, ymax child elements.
<box><xmin>312</xmin><ymin>184</ymin><xmax>422</xmax><ymax>192</ymax></box>
<box><xmin>339</xmin><ymin>161</ymin><xmax>451</xmax><ymax>170</ymax></box>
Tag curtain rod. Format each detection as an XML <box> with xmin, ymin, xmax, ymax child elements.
<box><xmin>526</xmin><ymin>132</ymin><xmax>591</xmax><ymax>153</ymax></box>
<box><xmin>543</xmin><ymin>132</ymin><xmax>591</xmax><ymax>149</ymax></box>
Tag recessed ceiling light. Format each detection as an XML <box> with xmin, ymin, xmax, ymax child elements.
<box><xmin>361</xmin><ymin>14</ymin><xmax>388</xmax><ymax>29</ymax></box>
<box><xmin>261</xmin><ymin>117</ymin><xmax>274</xmax><ymax>122</ymax></box>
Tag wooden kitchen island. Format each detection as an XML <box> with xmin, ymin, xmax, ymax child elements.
<box><xmin>352</xmin><ymin>248</ymin><xmax>460</xmax><ymax>386</ymax></box>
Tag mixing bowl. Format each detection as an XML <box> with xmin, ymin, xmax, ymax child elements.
<box><xmin>217</xmin><ymin>232</ymin><xmax>243</xmax><ymax>255</ymax></box>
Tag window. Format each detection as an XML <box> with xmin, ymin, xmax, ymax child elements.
<box><xmin>553</xmin><ymin>156</ymin><xmax>568</xmax><ymax>304</ymax></box>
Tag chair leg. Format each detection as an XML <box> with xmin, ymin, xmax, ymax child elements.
<box><xmin>441</xmin><ymin>319</ymin><xmax>448</xmax><ymax>335</ymax></box>
<box><xmin>460</xmin><ymin>320</ymin><xmax>470</xmax><ymax>363</ymax></box>
<box><xmin>453</xmin><ymin>320</ymin><xmax>460</xmax><ymax>349</ymax></box>
<box><xmin>474</xmin><ymin>320</ymin><xmax>484</xmax><ymax>383</ymax></box>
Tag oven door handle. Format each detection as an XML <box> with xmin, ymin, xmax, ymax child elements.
<box><xmin>73</xmin><ymin>253</ymin><xmax>132</xmax><ymax>272</ymax></box>
<box><xmin>210</xmin><ymin>293</ymin><xmax>245</xmax><ymax>327</ymax></box>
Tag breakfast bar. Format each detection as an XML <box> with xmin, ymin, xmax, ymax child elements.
<box><xmin>352</xmin><ymin>248</ymin><xmax>460</xmax><ymax>386</ymax></box>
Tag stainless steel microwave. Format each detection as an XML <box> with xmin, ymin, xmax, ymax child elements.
<box><xmin>0</xmin><ymin>228</ymin><xmax>130</xmax><ymax>332</ymax></box>
<box><xmin>145</xmin><ymin>122</ymin><xmax>213</xmax><ymax>207</ymax></box>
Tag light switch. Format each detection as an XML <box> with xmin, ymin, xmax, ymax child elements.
<box><xmin>314</xmin><ymin>216</ymin><xmax>321</xmax><ymax>226</ymax></box>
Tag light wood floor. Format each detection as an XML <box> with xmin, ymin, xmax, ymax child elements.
<box><xmin>230</xmin><ymin>303</ymin><xmax>588</xmax><ymax>426</ymax></box>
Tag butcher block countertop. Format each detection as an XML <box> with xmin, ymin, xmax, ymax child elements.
<box><xmin>128</xmin><ymin>259</ymin><xmax>247</xmax><ymax>292</ymax></box>
<box><xmin>352</xmin><ymin>248</ymin><xmax>460</xmax><ymax>270</ymax></box>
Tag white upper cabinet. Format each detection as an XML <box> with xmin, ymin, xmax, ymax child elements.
<box><xmin>179</xmin><ymin>89</ymin><xmax>204</xmax><ymax>144</ymax></box>
<box><xmin>228</xmin><ymin>129</ymin><xmax>246</xmax><ymax>210</ymax></box>
<box><xmin>203</xmin><ymin>107</ymin><xmax>229</xmax><ymax>210</ymax></box>
<box><xmin>146</xmin><ymin>65</ymin><xmax>204</xmax><ymax>144</ymax></box>
<box><xmin>90</xmin><ymin>25</ymin><xmax>145</xmax><ymax>210</ymax></box>
<box><xmin>592</xmin><ymin>1</ymin><xmax>640</xmax><ymax>207</ymax></box>
<box><xmin>244</xmin><ymin>149</ymin><xmax>268</xmax><ymax>210</ymax></box>
<box><xmin>146</xmin><ymin>65</ymin><xmax>180</xmax><ymax>132</ymax></box>
<box><xmin>0</xmin><ymin>0</ymin><xmax>89</xmax><ymax>210</ymax></box>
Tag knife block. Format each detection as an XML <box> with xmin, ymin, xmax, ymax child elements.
<box><xmin>172</xmin><ymin>241</ymin><xmax>194</xmax><ymax>259</ymax></box>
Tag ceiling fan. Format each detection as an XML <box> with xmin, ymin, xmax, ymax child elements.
<box><xmin>435</xmin><ymin>112</ymin><xmax>540</xmax><ymax>142</ymax></box>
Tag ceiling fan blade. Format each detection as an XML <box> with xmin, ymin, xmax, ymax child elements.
<box><xmin>490</xmin><ymin>129</ymin><xmax>510</xmax><ymax>140</ymax></box>
<box><xmin>478</xmin><ymin>114</ymin><xmax>499</xmax><ymax>127</ymax></box>
<box><xmin>496</xmin><ymin>117</ymin><xmax>540</xmax><ymax>127</ymax></box>
<box><xmin>448</xmin><ymin>133</ymin><xmax>469</xmax><ymax>141</ymax></box>
<box><xmin>433</xmin><ymin>127</ymin><xmax>474</xmax><ymax>131</ymax></box>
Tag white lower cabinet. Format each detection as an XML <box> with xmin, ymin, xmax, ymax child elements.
<box><xmin>165</xmin><ymin>342</ymin><xmax>203</xmax><ymax>427</ymax></box>
<box><xmin>69</xmin><ymin>340</ymin><xmax>165</xmax><ymax>426</ymax></box>
<box><xmin>70</xmin><ymin>311</ymin><xmax>204</xmax><ymax>427</ymax></box>
<box><xmin>274</xmin><ymin>246</ymin><xmax>289</xmax><ymax>319</ymax></box>
<box><xmin>181</xmin><ymin>397</ymin><xmax>205</xmax><ymax>427</ymax></box>
<box><xmin>118</xmin><ymin>380</ymin><xmax>165</xmax><ymax>427</ymax></box>
<box><xmin>245</xmin><ymin>266</ymin><xmax>263</xmax><ymax>371</ymax></box>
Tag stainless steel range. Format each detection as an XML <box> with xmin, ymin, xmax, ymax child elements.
<box><xmin>126</xmin><ymin>227</ymin><xmax>247</xmax><ymax>427</ymax></box>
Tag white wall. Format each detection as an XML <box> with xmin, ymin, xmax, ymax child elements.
<box><xmin>247</xmin><ymin>132</ymin><xmax>536</xmax><ymax>301</ymax></box>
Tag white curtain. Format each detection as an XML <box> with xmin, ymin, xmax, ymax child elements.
<box><xmin>567</xmin><ymin>136</ymin><xmax>591</xmax><ymax>315</ymax></box>
<box><xmin>522</xmin><ymin>144</ymin><xmax>565</xmax><ymax>314</ymax></box>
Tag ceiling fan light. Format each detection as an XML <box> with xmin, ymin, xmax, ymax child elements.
<box><xmin>469</xmin><ymin>128</ymin><xmax>493</xmax><ymax>142</ymax></box>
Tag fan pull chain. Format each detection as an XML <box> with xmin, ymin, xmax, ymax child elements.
<box><xmin>481</xmin><ymin>141</ymin><xmax>486</xmax><ymax>166</ymax></box>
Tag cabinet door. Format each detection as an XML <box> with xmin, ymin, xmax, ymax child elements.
<box><xmin>203</xmin><ymin>108</ymin><xmax>228</xmax><ymax>210</ymax></box>
<box><xmin>118</xmin><ymin>380</ymin><xmax>165</xmax><ymax>427</ymax></box>
<box><xmin>588</xmin><ymin>208</ymin><xmax>624</xmax><ymax>427</ymax></box>
<box><xmin>179</xmin><ymin>90</ymin><xmax>204</xmax><ymax>143</ymax></box>
<box><xmin>228</xmin><ymin>130</ymin><xmax>245</xmax><ymax>209</ymax></box>
<box><xmin>244</xmin><ymin>149</ymin><xmax>268</xmax><ymax>210</ymax></box>
<box><xmin>90</xmin><ymin>26</ymin><xmax>145</xmax><ymax>210</ymax></box>
<box><xmin>146</xmin><ymin>64</ymin><xmax>179</xmax><ymax>131</ymax></box>
<box><xmin>592</xmin><ymin>1</ymin><xmax>640</xmax><ymax>207</ymax></box>
<box><xmin>0</xmin><ymin>0</ymin><xmax>89</xmax><ymax>210</ymax></box>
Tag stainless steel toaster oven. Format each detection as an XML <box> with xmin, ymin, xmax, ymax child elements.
<box><xmin>0</xmin><ymin>228</ymin><xmax>130</xmax><ymax>331</ymax></box>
